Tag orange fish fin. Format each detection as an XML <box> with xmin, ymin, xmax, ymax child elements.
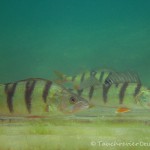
<box><xmin>116</xmin><ymin>107</ymin><xmax>130</xmax><ymax>113</ymax></box>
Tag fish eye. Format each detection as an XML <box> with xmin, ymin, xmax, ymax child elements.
<box><xmin>69</xmin><ymin>96</ymin><xmax>77</xmax><ymax>104</ymax></box>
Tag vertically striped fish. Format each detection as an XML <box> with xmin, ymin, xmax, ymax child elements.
<box><xmin>57</xmin><ymin>71</ymin><xmax>150</xmax><ymax>112</ymax></box>
<box><xmin>0</xmin><ymin>78</ymin><xmax>90</xmax><ymax>116</ymax></box>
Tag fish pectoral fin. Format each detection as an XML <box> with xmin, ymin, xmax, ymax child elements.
<box><xmin>116</xmin><ymin>107</ymin><xmax>130</xmax><ymax>113</ymax></box>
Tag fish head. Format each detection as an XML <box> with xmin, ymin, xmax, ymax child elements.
<box><xmin>136</xmin><ymin>89</ymin><xmax>150</xmax><ymax>108</ymax></box>
<box><xmin>58</xmin><ymin>88</ymin><xmax>90</xmax><ymax>114</ymax></box>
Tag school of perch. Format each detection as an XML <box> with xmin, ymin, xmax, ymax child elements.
<box><xmin>0</xmin><ymin>68</ymin><xmax>150</xmax><ymax>117</ymax></box>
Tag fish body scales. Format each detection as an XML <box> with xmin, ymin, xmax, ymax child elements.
<box><xmin>0</xmin><ymin>79</ymin><xmax>58</xmax><ymax>115</ymax></box>
<box><xmin>66</xmin><ymin>70</ymin><xmax>110</xmax><ymax>90</ymax></box>
<box><xmin>76</xmin><ymin>83</ymin><xmax>143</xmax><ymax>107</ymax></box>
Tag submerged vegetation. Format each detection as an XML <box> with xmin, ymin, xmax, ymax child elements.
<box><xmin>0</xmin><ymin>113</ymin><xmax>150</xmax><ymax>150</ymax></box>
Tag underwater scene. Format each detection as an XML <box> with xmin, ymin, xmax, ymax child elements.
<box><xmin>0</xmin><ymin>0</ymin><xmax>150</xmax><ymax>150</ymax></box>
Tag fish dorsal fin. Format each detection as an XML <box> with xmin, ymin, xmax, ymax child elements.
<box><xmin>53</xmin><ymin>70</ymin><xmax>66</xmax><ymax>80</ymax></box>
<box><xmin>104</xmin><ymin>72</ymin><xmax>141</xmax><ymax>86</ymax></box>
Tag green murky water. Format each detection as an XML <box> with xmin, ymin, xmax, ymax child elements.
<box><xmin>0</xmin><ymin>0</ymin><xmax>150</xmax><ymax>85</ymax></box>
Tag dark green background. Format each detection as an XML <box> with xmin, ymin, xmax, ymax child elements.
<box><xmin>0</xmin><ymin>0</ymin><xmax>150</xmax><ymax>86</ymax></box>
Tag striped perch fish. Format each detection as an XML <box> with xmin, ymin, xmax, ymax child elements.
<box><xmin>0</xmin><ymin>78</ymin><xmax>90</xmax><ymax>116</ymax></box>
<box><xmin>54</xmin><ymin>70</ymin><xmax>150</xmax><ymax>112</ymax></box>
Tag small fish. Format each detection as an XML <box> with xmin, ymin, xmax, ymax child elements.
<box><xmin>0</xmin><ymin>78</ymin><xmax>90</xmax><ymax>116</ymax></box>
